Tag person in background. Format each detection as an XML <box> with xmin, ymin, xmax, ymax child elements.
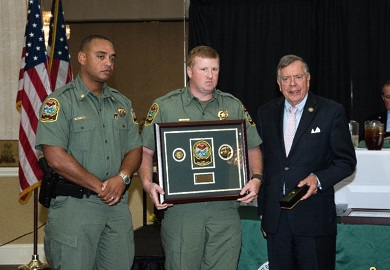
<box><xmin>35</xmin><ymin>35</ymin><xmax>142</xmax><ymax>270</ymax></box>
<box><xmin>138</xmin><ymin>45</ymin><xmax>263</xmax><ymax>270</ymax></box>
<box><xmin>366</xmin><ymin>80</ymin><xmax>390</xmax><ymax>141</ymax></box>
<box><xmin>256</xmin><ymin>54</ymin><xmax>356</xmax><ymax>270</ymax></box>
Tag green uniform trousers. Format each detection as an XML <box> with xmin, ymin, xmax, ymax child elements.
<box><xmin>44</xmin><ymin>194</ymin><xmax>134</xmax><ymax>270</ymax></box>
<box><xmin>161</xmin><ymin>200</ymin><xmax>242</xmax><ymax>270</ymax></box>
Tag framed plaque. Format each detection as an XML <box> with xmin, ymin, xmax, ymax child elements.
<box><xmin>155</xmin><ymin>120</ymin><xmax>249</xmax><ymax>204</ymax></box>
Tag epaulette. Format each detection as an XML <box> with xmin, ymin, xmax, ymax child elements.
<box><xmin>158</xmin><ymin>88</ymin><xmax>183</xmax><ymax>102</ymax></box>
<box><xmin>45</xmin><ymin>81</ymin><xmax>74</xmax><ymax>99</ymax></box>
<box><xmin>215</xmin><ymin>89</ymin><xmax>240</xmax><ymax>101</ymax></box>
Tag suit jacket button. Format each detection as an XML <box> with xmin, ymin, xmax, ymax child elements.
<box><xmin>285</xmin><ymin>167</ymin><xmax>289</xmax><ymax>170</ymax></box>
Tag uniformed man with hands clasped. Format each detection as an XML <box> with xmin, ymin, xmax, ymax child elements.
<box><xmin>35</xmin><ymin>35</ymin><xmax>142</xmax><ymax>270</ymax></box>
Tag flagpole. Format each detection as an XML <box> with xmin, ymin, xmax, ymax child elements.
<box><xmin>18</xmin><ymin>190</ymin><xmax>50</xmax><ymax>270</ymax></box>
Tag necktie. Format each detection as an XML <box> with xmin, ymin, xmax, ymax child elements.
<box><xmin>284</xmin><ymin>107</ymin><xmax>298</xmax><ymax>156</ymax></box>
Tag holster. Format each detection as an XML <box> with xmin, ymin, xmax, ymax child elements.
<box><xmin>38</xmin><ymin>157</ymin><xmax>98</xmax><ymax>208</ymax></box>
<box><xmin>38</xmin><ymin>157</ymin><xmax>56</xmax><ymax>208</ymax></box>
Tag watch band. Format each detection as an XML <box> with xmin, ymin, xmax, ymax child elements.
<box><xmin>118</xmin><ymin>172</ymin><xmax>131</xmax><ymax>185</ymax></box>
<box><xmin>250</xmin><ymin>174</ymin><xmax>263</xmax><ymax>181</ymax></box>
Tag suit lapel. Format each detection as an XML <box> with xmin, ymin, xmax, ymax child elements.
<box><xmin>290</xmin><ymin>93</ymin><xmax>317</xmax><ymax>153</ymax></box>
<box><xmin>274</xmin><ymin>98</ymin><xmax>286</xmax><ymax>155</ymax></box>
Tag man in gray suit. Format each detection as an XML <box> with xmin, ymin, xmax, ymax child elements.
<box><xmin>256</xmin><ymin>55</ymin><xmax>356</xmax><ymax>270</ymax></box>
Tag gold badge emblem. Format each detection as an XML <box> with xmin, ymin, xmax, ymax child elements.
<box><xmin>145</xmin><ymin>103</ymin><xmax>159</xmax><ymax>126</ymax></box>
<box><xmin>130</xmin><ymin>108</ymin><xmax>138</xmax><ymax>124</ymax></box>
<box><xmin>118</xmin><ymin>106</ymin><xmax>126</xmax><ymax>117</ymax></box>
<box><xmin>218</xmin><ymin>144</ymin><xmax>233</xmax><ymax>160</ymax></box>
<box><xmin>193</xmin><ymin>141</ymin><xmax>212</xmax><ymax>166</ymax></box>
<box><xmin>41</xmin><ymin>98</ymin><xmax>60</xmax><ymax>122</ymax></box>
<box><xmin>243</xmin><ymin>105</ymin><xmax>255</xmax><ymax>126</ymax></box>
<box><xmin>218</xmin><ymin>110</ymin><xmax>229</xmax><ymax>120</ymax></box>
<box><xmin>173</xmin><ymin>148</ymin><xmax>186</xmax><ymax>162</ymax></box>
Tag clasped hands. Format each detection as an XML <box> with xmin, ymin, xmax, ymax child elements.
<box><xmin>98</xmin><ymin>175</ymin><xmax>126</xmax><ymax>206</ymax></box>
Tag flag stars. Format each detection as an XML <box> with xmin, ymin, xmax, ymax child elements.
<box><xmin>32</xmin><ymin>23</ymin><xmax>37</xmax><ymax>28</ymax></box>
<box><xmin>29</xmin><ymin>32</ymin><xmax>34</xmax><ymax>38</ymax></box>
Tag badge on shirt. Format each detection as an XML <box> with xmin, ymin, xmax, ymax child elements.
<box><xmin>40</xmin><ymin>98</ymin><xmax>60</xmax><ymax>122</ymax></box>
<box><xmin>243</xmin><ymin>105</ymin><xmax>255</xmax><ymax>126</ymax></box>
<box><xmin>145</xmin><ymin>103</ymin><xmax>159</xmax><ymax>126</ymax></box>
<box><xmin>117</xmin><ymin>106</ymin><xmax>126</xmax><ymax>117</ymax></box>
<box><xmin>218</xmin><ymin>110</ymin><xmax>229</xmax><ymax>120</ymax></box>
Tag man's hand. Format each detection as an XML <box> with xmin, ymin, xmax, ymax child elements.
<box><xmin>237</xmin><ymin>178</ymin><xmax>262</xmax><ymax>204</ymax></box>
<box><xmin>298</xmin><ymin>174</ymin><xmax>318</xmax><ymax>200</ymax></box>
<box><xmin>99</xmin><ymin>175</ymin><xmax>126</xmax><ymax>206</ymax></box>
<box><xmin>143</xmin><ymin>181</ymin><xmax>173</xmax><ymax>210</ymax></box>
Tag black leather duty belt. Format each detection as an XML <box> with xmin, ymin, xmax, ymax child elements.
<box><xmin>53</xmin><ymin>178</ymin><xmax>97</xmax><ymax>199</ymax></box>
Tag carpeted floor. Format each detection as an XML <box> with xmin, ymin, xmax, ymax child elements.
<box><xmin>1</xmin><ymin>225</ymin><xmax>165</xmax><ymax>270</ymax></box>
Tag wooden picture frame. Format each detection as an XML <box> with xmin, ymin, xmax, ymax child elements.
<box><xmin>154</xmin><ymin>120</ymin><xmax>249</xmax><ymax>204</ymax></box>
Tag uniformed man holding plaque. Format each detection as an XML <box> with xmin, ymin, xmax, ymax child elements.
<box><xmin>138</xmin><ymin>45</ymin><xmax>263</xmax><ymax>270</ymax></box>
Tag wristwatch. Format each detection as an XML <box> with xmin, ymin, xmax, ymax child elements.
<box><xmin>118</xmin><ymin>172</ymin><xmax>131</xmax><ymax>185</ymax></box>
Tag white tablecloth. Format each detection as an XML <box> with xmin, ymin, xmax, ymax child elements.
<box><xmin>335</xmin><ymin>149</ymin><xmax>390</xmax><ymax>209</ymax></box>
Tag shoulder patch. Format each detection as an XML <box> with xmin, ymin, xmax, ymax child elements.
<box><xmin>145</xmin><ymin>103</ymin><xmax>159</xmax><ymax>126</ymax></box>
<box><xmin>41</xmin><ymin>98</ymin><xmax>60</xmax><ymax>122</ymax></box>
<box><xmin>131</xmin><ymin>108</ymin><xmax>138</xmax><ymax>124</ymax></box>
<box><xmin>243</xmin><ymin>105</ymin><xmax>255</xmax><ymax>126</ymax></box>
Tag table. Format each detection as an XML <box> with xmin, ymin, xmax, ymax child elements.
<box><xmin>335</xmin><ymin>148</ymin><xmax>390</xmax><ymax>209</ymax></box>
<box><xmin>238</xmin><ymin>206</ymin><xmax>390</xmax><ymax>270</ymax></box>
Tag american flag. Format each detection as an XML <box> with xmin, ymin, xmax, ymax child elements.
<box><xmin>16</xmin><ymin>0</ymin><xmax>52</xmax><ymax>204</ymax></box>
<box><xmin>47</xmin><ymin>0</ymin><xmax>72</xmax><ymax>90</ymax></box>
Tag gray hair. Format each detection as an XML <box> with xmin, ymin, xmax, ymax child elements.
<box><xmin>276</xmin><ymin>54</ymin><xmax>310</xmax><ymax>79</ymax></box>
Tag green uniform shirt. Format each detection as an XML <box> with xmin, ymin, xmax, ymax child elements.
<box><xmin>35</xmin><ymin>75</ymin><xmax>142</xmax><ymax>181</ymax></box>
<box><xmin>142</xmin><ymin>85</ymin><xmax>262</xmax><ymax>150</ymax></box>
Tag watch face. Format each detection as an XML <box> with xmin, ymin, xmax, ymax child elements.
<box><xmin>119</xmin><ymin>173</ymin><xmax>131</xmax><ymax>185</ymax></box>
<box><xmin>124</xmin><ymin>176</ymin><xmax>131</xmax><ymax>185</ymax></box>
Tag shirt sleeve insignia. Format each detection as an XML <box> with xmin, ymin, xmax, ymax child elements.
<box><xmin>40</xmin><ymin>98</ymin><xmax>60</xmax><ymax>122</ymax></box>
<box><xmin>145</xmin><ymin>103</ymin><xmax>159</xmax><ymax>126</ymax></box>
<box><xmin>131</xmin><ymin>108</ymin><xmax>138</xmax><ymax>124</ymax></box>
<box><xmin>243</xmin><ymin>105</ymin><xmax>255</xmax><ymax>126</ymax></box>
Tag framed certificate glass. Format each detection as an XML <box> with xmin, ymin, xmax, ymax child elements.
<box><xmin>155</xmin><ymin>120</ymin><xmax>249</xmax><ymax>204</ymax></box>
